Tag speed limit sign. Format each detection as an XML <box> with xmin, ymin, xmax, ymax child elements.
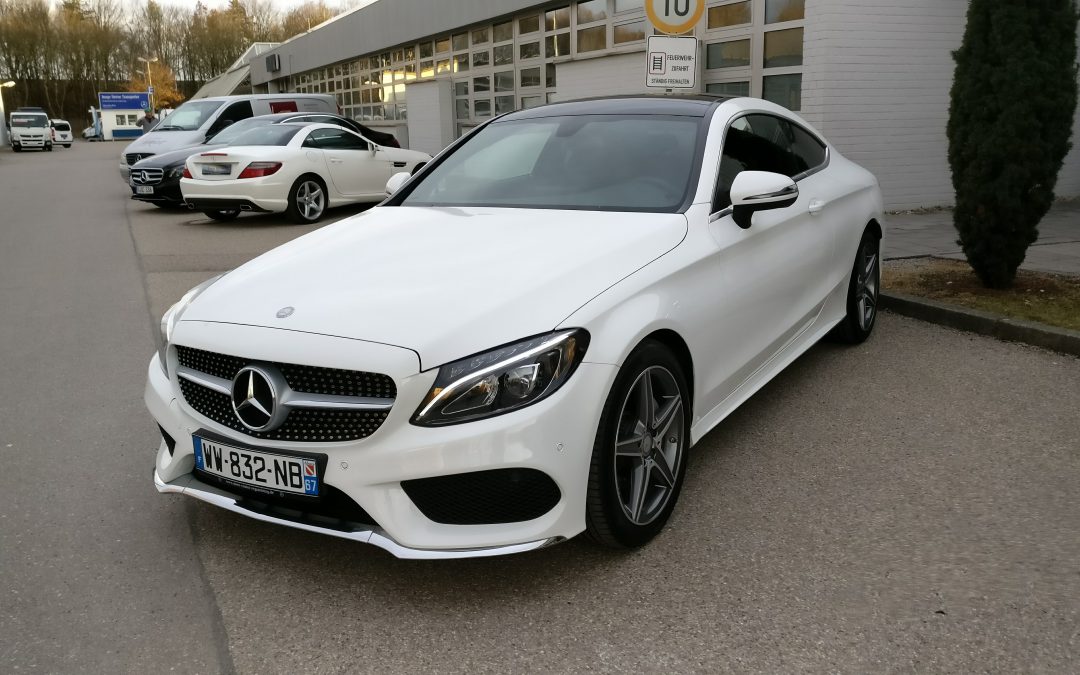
<box><xmin>646</xmin><ymin>0</ymin><xmax>706</xmax><ymax>35</ymax></box>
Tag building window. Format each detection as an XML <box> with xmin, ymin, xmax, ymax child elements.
<box><xmin>520</xmin><ymin>66</ymin><xmax>542</xmax><ymax>88</ymax></box>
<box><xmin>577</xmin><ymin>25</ymin><xmax>607</xmax><ymax>52</ymax></box>
<box><xmin>546</xmin><ymin>32</ymin><xmax>571</xmax><ymax>58</ymax></box>
<box><xmin>706</xmin><ymin>81</ymin><xmax>750</xmax><ymax>96</ymax></box>
<box><xmin>520</xmin><ymin>41</ymin><xmax>541</xmax><ymax>60</ymax></box>
<box><xmin>521</xmin><ymin>95</ymin><xmax>544</xmax><ymax>109</ymax></box>
<box><xmin>546</xmin><ymin>6</ymin><xmax>570</xmax><ymax>30</ymax></box>
<box><xmin>472</xmin><ymin>27</ymin><xmax>490</xmax><ymax>44</ymax></box>
<box><xmin>474</xmin><ymin>75</ymin><xmax>490</xmax><ymax>92</ymax></box>
<box><xmin>493</xmin><ymin>20</ymin><xmax>513</xmax><ymax>42</ymax></box>
<box><xmin>453</xmin><ymin>54</ymin><xmax>469</xmax><ymax>72</ymax></box>
<box><xmin>546</xmin><ymin>63</ymin><xmax>557</xmax><ymax>88</ymax></box>
<box><xmin>473</xmin><ymin>50</ymin><xmax>490</xmax><ymax>67</ymax></box>
<box><xmin>577</xmin><ymin>0</ymin><xmax>607</xmax><ymax>24</ymax></box>
<box><xmin>436</xmin><ymin>37</ymin><xmax>451</xmax><ymax>53</ymax></box>
<box><xmin>474</xmin><ymin>99</ymin><xmax>492</xmax><ymax>117</ymax></box>
<box><xmin>494</xmin><ymin>44</ymin><xmax>514</xmax><ymax>65</ymax></box>
<box><xmin>614</xmin><ymin>20</ymin><xmax>646</xmax><ymax>44</ymax></box>
<box><xmin>764</xmin><ymin>28</ymin><xmax>803</xmax><ymax>67</ymax></box>
<box><xmin>706</xmin><ymin>39</ymin><xmax>751</xmax><ymax>69</ymax></box>
<box><xmin>454</xmin><ymin>81</ymin><xmax>468</xmax><ymax>96</ymax></box>
<box><xmin>614</xmin><ymin>0</ymin><xmax>644</xmax><ymax>12</ymax></box>
<box><xmin>452</xmin><ymin>33</ymin><xmax>469</xmax><ymax>51</ymax></box>
<box><xmin>765</xmin><ymin>0</ymin><xmax>805</xmax><ymax>23</ymax></box>
<box><xmin>519</xmin><ymin>15</ymin><xmax>540</xmax><ymax>34</ymax></box>
<box><xmin>495</xmin><ymin>95</ymin><xmax>515</xmax><ymax>114</ymax></box>
<box><xmin>763</xmin><ymin>73</ymin><xmax>802</xmax><ymax>109</ymax></box>
<box><xmin>494</xmin><ymin>70</ymin><xmax>514</xmax><ymax>92</ymax></box>
<box><xmin>436</xmin><ymin>58</ymin><xmax>450</xmax><ymax>74</ymax></box>
<box><xmin>455</xmin><ymin>98</ymin><xmax>470</xmax><ymax>119</ymax></box>
<box><xmin>708</xmin><ymin>1</ymin><xmax>751</xmax><ymax>29</ymax></box>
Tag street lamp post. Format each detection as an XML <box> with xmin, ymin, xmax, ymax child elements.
<box><xmin>0</xmin><ymin>81</ymin><xmax>14</xmax><ymax>148</ymax></box>
<box><xmin>137</xmin><ymin>57</ymin><xmax>158</xmax><ymax>111</ymax></box>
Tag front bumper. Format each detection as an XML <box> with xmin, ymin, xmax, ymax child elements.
<box><xmin>13</xmin><ymin>137</ymin><xmax>47</xmax><ymax>148</ymax></box>
<box><xmin>130</xmin><ymin>179</ymin><xmax>183</xmax><ymax>205</ymax></box>
<box><xmin>145</xmin><ymin>323</ymin><xmax>616</xmax><ymax>558</ymax></box>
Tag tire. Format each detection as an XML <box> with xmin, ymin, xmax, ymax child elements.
<box><xmin>831</xmin><ymin>226</ymin><xmax>881</xmax><ymax>344</ymax></box>
<box><xmin>585</xmin><ymin>340</ymin><xmax>691</xmax><ymax>549</ymax></box>
<box><xmin>64</xmin><ymin>144</ymin><xmax>71</xmax><ymax>148</ymax></box>
<box><xmin>12</xmin><ymin>146</ymin><xmax>21</xmax><ymax>153</ymax></box>
<box><xmin>285</xmin><ymin>175</ymin><xmax>327</xmax><ymax>224</ymax></box>
<box><xmin>202</xmin><ymin>209</ymin><xmax>241</xmax><ymax>222</ymax></box>
<box><xmin>45</xmin><ymin>143</ymin><xmax>52</xmax><ymax>152</ymax></box>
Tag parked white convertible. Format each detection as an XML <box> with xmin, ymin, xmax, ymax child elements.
<box><xmin>180</xmin><ymin>123</ymin><xmax>430</xmax><ymax>222</ymax></box>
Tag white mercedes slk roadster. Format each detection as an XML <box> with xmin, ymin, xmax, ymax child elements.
<box><xmin>147</xmin><ymin>95</ymin><xmax>884</xmax><ymax>559</ymax></box>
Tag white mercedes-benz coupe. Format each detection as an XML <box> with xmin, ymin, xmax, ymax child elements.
<box><xmin>147</xmin><ymin>96</ymin><xmax>883</xmax><ymax>559</ymax></box>
<box><xmin>179</xmin><ymin>123</ymin><xmax>430</xmax><ymax>223</ymax></box>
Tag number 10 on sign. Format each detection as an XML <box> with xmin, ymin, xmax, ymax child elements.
<box><xmin>646</xmin><ymin>0</ymin><xmax>705</xmax><ymax>35</ymax></box>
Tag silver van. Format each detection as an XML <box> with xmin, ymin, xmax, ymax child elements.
<box><xmin>119</xmin><ymin>93</ymin><xmax>336</xmax><ymax>178</ymax></box>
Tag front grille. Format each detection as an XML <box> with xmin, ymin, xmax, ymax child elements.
<box><xmin>130</xmin><ymin>168</ymin><xmax>164</xmax><ymax>185</ymax></box>
<box><xmin>126</xmin><ymin>152</ymin><xmax>154</xmax><ymax>165</ymax></box>
<box><xmin>176</xmin><ymin>345</ymin><xmax>396</xmax><ymax>442</ymax></box>
<box><xmin>402</xmin><ymin>469</ymin><xmax>562</xmax><ymax>525</ymax></box>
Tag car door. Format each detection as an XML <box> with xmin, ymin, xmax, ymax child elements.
<box><xmin>307</xmin><ymin>128</ymin><xmax>390</xmax><ymax>198</ymax></box>
<box><xmin>699</xmin><ymin>113</ymin><xmax>835</xmax><ymax>408</ymax></box>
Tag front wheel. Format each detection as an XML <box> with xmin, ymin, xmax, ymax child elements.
<box><xmin>202</xmin><ymin>209</ymin><xmax>240</xmax><ymax>222</ymax></box>
<box><xmin>11</xmin><ymin>146</ymin><xmax>21</xmax><ymax>153</ymax></box>
<box><xmin>585</xmin><ymin>341</ymin><xmax>691</xmax><ymax>549</ymax></box>
<box><xmin>831</xmin><ymin>227</ymin><xmax>881</xmax><ymax>344</ymax></box>
<box><xmin>45</xmin><ymin>143</ymin><xmax>52</xmax><ymax>152</ymax></box>
<box><xmin>285</xmin><ymin>176</ymin><xmax>327</xmax><ymax>223</ymax></box>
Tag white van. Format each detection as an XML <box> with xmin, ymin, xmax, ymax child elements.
<box><xmin>9</xmin><ymin>110</ymin><xmax>52</xmax><ymax>151</ymax></box>
<box><xmin>51</xmin><ymin>119</ymin><xmax>74</xmax><ymax>147</ymax></box>
<box><xmin>119</xmin><ymin>93</ymin><xmax>336</xmax><ymax>177</ymax></box>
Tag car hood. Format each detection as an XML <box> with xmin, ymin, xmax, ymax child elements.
<box><xmin>133</xmin><ymin>144</ymin><xmax>218</xmax><ymax>168</ymax></box>
<box><xmin>182</xmin><ymin>206</ymin><xmax>687</xmax><ymax>370</ymax></box>
<box><xmin>122</xmin><ymin>129</ymin><xmax>205</xmax><ymax>156</ymax></box>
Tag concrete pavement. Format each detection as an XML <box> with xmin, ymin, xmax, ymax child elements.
<box><xmin>884</xmin><ymin>202</ymin><xmax>1080</xmax><ymax>275</ymax></box>
<box><xmin>2</xmin><ymin>141</ymin><xmax>1080</xmax><ymax>673</ymax></box>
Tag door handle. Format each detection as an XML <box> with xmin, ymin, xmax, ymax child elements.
<box><xmin>808</xmin><ymin>199</ymin><xmax>826</xmax><ymax>215</ymax></box>
<box><xmin>329</xmin><ymin>158</ymin><xmax>344</xmax><ymax>164</ymax></box>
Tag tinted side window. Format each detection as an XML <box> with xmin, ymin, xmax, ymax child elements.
<box><xmin>221</xmin><ymin>101</ymin><xmax>253</xmax><ymax>124</ymax></box>
<box><xmin>713</xmin><ymin>115</ymin><xmax>797</xmax><ymax>210</ymax></box>
<box><xmin>308</xmin><ymin>128</ymin><xmax>368</xmax><ymax>150</ymax></box>
<box><xmin>788</xmin><ymin>124</ymin><xmax>827</xmax><ymax>174</ymax></box>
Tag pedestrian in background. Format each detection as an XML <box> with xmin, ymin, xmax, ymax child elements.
<box><xmin>136</xmin><ymin>108</ymin><xmax>157</xmax><ymax>132</ymax></box>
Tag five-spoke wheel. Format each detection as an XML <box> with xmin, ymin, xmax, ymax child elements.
<box><xmin>287</xmin><ymin>176</ymin><xmax>326</xmax><ymax>223</ymax></box>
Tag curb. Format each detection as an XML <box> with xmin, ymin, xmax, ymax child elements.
<box><xmin>880</xmin><ymin>291</ymin><xmax>1080</xmax><ymax>358</ymax></box>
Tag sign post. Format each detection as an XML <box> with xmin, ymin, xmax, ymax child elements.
<box><xmin>644</xmin><ymin>0</ymin><xmax>704</xmax><ymax>91</ymax></box>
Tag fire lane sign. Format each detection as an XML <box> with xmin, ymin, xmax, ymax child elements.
<box><xmin>646</xmin><ymin>35</ymin><xmax>698</xmax><ymax>89</ymax></box>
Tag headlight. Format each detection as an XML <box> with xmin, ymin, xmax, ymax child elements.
<box><xmin>411</xmin><ymin>329</ymin><xmax>589</xmax><ymax>426</ymax></box>
<box><xmin>167</xmin><ymin>165</ymin><xmax>185</xmax><ymax>179</ymax></box>
<box><xmin>157</xmin><ymin>274</ymin><xmax>225</xmax><ymax>375</ymax></box>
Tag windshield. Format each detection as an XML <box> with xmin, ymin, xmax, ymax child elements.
<box><xmin>206</xmin><ymin>117</ymin><xmax>275</xmax><ymax>144</ymax></box>
<box><xmin>224</xmin><ymin>125</ymin><xmax>302</xmax><ymax>146</ymax></box>
<box><xmin>154</xmin><ymin>100</ymin><xmax>222</xmax><ymax>131</ymax></box>
<box><xmin>11</xmin><ymin>115</ymin><xmax>48</xmax><ymax>128</ymax></box>
<box><xmin>400</xmin><ymin>114</ymin><xmax>703</xmax><ymax>212</ymax></box>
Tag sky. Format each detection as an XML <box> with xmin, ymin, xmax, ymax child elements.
<box><xmin>161</xmin><ymin>0</ymin><xmax>370</xmax><ymax>12</ymax></box>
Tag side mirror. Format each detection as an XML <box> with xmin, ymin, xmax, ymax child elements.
<box><xmin>369</xmin><ymin>144</ymin><xmax>378</xmax><ymax>157</ymax></box>
<box><xmin>729</xmin><ymin>171</ymin><xmax>799</xmax><ymax>229</ymax></box>
<box><xmin>385</xmin><ymin>171</ymin><xmax>411</xmax><ymax>197</ymax></box>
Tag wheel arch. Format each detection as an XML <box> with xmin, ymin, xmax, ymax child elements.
<box><xmin>633</xmin><ymin>329</ymin><xmax>695</xmax><ymax>420</ymax></box>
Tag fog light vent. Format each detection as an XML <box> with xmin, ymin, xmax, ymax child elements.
<box><xmin>401</xmin><ymin>468</ymin><xmax>560</xmax><ymax>525</ymax></box>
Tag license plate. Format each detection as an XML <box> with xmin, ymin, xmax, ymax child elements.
<box><xmin>136</xmin><ymin>186</ymin><xmax>154</xmax><ymax>195</ymax></box>
<box><xmin>201</xmin><ymin>164</ymin><xmax>230</xmax><ymax>176</ymax></box>
<box><xmin>192</xmin><ymin>435</ymin><xmax>320</xmax><ymax>496</ymax></box>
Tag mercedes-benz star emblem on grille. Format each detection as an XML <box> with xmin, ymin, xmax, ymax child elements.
<box><xmin>131</xmin><ymin>171</ymin><xmax>147</xmax><ymax>184</ymax></box>
<box><xmin>276</xmin><ymin>306</ymin><xmax>294</xmax><ymax>318</ymax></box>
<box><xmin>231</xmin><ymin>366</ymin><xmax>287</xmax><ymax>431</ymax></box>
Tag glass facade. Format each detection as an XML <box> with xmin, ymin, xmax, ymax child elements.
<box><xmin>285</xmin><ymin>0</ymin><xmax>809</xmax><ymax>133</ymax></box>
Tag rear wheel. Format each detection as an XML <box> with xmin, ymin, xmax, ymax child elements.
<box><xmin>202</xmin><ymin>209</ymin><xmax>240</xmax><ymax>222</ymax></box>
<box><xmin>831</xmin><ymin>227</ymin><xmax>881</xmax><ymax>344</ymax></box>
<box><xmin>45</xmin><ymin>143</ymin><xmax>52</xmax><ymax>152</ymax></box>
<box><xmin>285</xmin><ymin>176</ymin><xmax>327</xmax><ymax>223</ymax></box>
<box><xmin>585</xmin><ymin>341</ymin><xmax>690</xmax><ymax>549</ymax></box>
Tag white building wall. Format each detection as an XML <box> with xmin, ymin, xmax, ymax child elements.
<box><xmin>550</xmin><ymin>53</ymin><xmax>651</xmax><ymax>103</ymax></box>
<box><xmin>802</xmin><ymin>0</ymin><xmax>1080</xmax><ymax>209</ymax></box>
<box><xmin>405</xmin><ymin>80</ymin><xmax>454</xmax><ymax>155</ymax></box>
<box><xmin>801</xmin><ymin>0</ymin><xmax>968</xmax><ymax>210</ymax></box>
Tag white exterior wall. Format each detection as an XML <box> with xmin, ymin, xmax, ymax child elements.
<box><xmin>801</xmin><ymin>0</ymin><xmax>968</xmax><ymax>210</ymax></box>
<box><xmin>550</xmin><ymin>53</ymin><xmax>651</xmax><ymax>103</ymax></box>
<box><xmin>406</xmin><ymin>80</ymin><xmax>454</xmax><ymax>155</ymax></box>
<box><xmin>802</xmin><ymin>0</ymin><xmax>1080</xmax><ymax>209</ymax></box>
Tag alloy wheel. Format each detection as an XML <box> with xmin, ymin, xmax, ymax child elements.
<box><xmin>297</xmin><ymin>180</ymin><xmax>325</xmax><ymax>221</ymax></box>
<box><xmin>856</xmin><ymin>240</ymin><xmax>879</xmax><ymax>331</ymax></box>
<box><xmin>613</xmin><ymin>366</ymin><xmax>685</xmax><ymax>526</ymax></box>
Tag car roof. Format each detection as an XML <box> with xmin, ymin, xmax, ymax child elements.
<box><xmin>501</xmin><ymin>94</ymin><xmax>736</xmax><ymax>121</ymax></box>
<box><xmin>190</xmin><ymin>93</ymin><xmax>334</xmax><ymax>102</ymax></box>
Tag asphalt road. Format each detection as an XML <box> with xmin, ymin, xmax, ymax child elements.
<box><xmin>2</xmin><ymin>141</ymin><xmax>1079</xmax><ymax>674</ymax></box>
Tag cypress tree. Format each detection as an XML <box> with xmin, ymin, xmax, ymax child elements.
<box><xmin>947</xmin><ymin>0</ymin><xmax>1079</xmax><ymax>288</ymax></box>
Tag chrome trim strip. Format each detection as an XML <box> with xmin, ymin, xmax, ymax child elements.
<box><xmin>154</xmin><ymin>470</ymin><xmax>560</xmax><ymax>559</ymax></box>
<box><xmin>281</xmin><ymin>391</ymin><xmax>394</xmax><ymax>411</ymax></box>
<box><xmin>739</xmin><ymin>184</ymin><xmax>798</xmax><ymax>202</ymax></box>
<box><xmin>177</xmin><ymin>366</ymin><xmax>231</xmax><ymax>395</ymax></box>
